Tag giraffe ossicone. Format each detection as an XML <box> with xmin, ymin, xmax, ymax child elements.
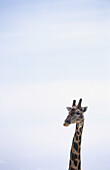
<box><xmin>63</xmin><ymin>99</ymin><xmax>88</xmax><ymax>170</ymax></box>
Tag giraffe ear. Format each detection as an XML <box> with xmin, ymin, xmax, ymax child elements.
<box><xmin>81</xmin><ymin>106</ymin><xmax>88</xmax><ymax>112</ymax></box>
<box><xmin>66</xmin><ymin>107</ymin><xmax>71</xmax><ymax>111</ymax></box>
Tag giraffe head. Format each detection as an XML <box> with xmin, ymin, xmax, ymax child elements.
<box><xmin>63</xmin><ymin>99</ymin><xmax>88</xmax><ymax>127</ymax></box>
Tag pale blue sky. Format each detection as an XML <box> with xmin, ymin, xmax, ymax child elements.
<box><xmin>0</xmin><ymin>0</ymin><xmax>110</xmax><ymax>170</ymax></box>
<box><xmin>0</xmin><ymin>0</ymin><xmax>110</xmax><ymax>83</ymax></box>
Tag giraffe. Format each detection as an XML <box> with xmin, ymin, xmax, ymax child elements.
<box><xmin>63</xmin><ymin>99</ymin><xmax>88</xmax><ymax>170</ymax></box>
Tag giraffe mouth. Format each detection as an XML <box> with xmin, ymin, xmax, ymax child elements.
<box><xmin>63</xmin><ymin>122</ymin><xmax>70</xmax><ymax>127</ymax></box>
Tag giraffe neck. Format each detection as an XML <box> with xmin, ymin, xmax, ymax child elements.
<box><xmin>69</xmin><ymin>120</ymin><xmax>84</xmax><ymax>170</ymax></box>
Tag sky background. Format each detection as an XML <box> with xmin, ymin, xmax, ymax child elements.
<box><xmin>0</xmin><ymin>0</ymin><xmax>110</xmax><ymax>170</ymax></box>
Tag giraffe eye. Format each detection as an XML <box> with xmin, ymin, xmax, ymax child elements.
<box><xmin>77</xmin><ymin>112</ymin><xmax>80</xmax><ymax>115</ymax></box>
<box><xmin>71</xmin><ymin>108</ymin><xmax>75</xmax><ymax>111</ymax></box>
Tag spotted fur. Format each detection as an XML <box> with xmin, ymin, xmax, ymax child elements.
<box><xmin>63</xmin><ymin>99</ymin><xmax>88</xmax><ymax>170</ymax></box>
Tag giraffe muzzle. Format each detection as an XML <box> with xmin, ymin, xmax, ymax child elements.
<box><xmin>63</xmin><ymin>119</ymin><xmax>71</xmax><ymax>126</ymax></box>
